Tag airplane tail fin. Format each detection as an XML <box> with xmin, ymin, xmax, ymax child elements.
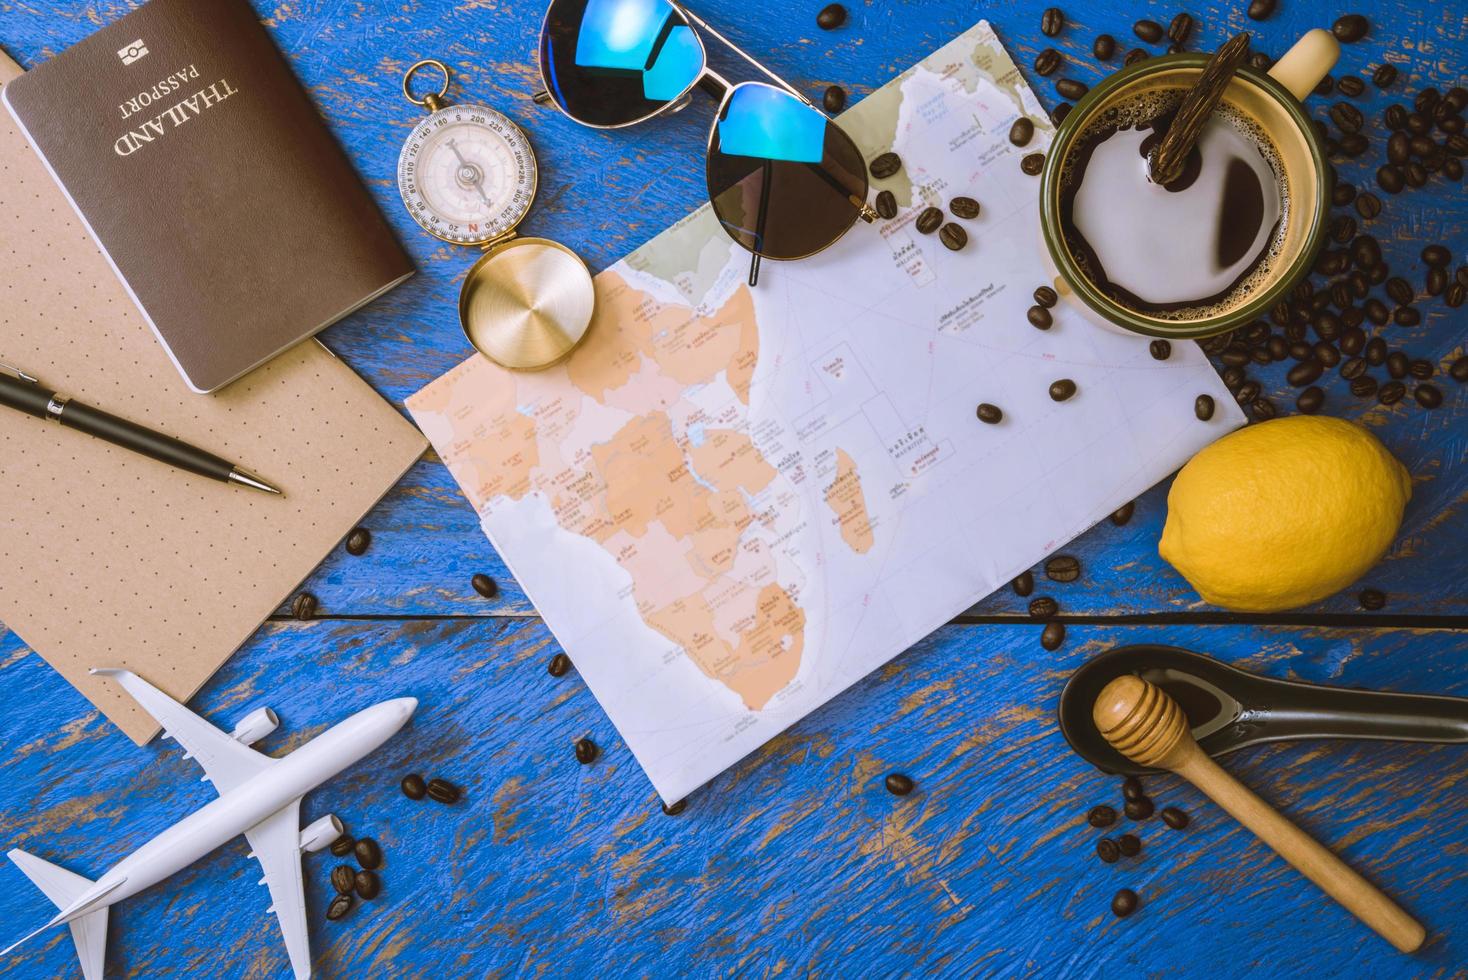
<box><xmin>4</xmin><ymin>849</ymin><xmax>109</xmax><ymax>980</ymax></box>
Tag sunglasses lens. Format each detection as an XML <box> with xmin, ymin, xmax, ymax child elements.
<box><xmin>707</xmin><ymin>84</ymin><xmax>868</xmax><ymax>260</ymax></box>
<box><xmin>540</xmin><ymin>0</ymin><xmax>705</xmax><ymax>126</ymax></box>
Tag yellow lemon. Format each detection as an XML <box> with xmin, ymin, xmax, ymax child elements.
<box><xmin>1159</xmin><ymin>416</ymin><xmax>1410</xmax><ymax>612</ymax></box>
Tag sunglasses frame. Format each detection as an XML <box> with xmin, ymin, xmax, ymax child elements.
<box><xmin>534</xmin><ymin>0</ymin><xmax>877</xmax><ymax>281</ymax></box>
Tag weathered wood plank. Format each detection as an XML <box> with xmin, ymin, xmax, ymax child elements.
<box><xmin>0</xmin><ymin>620</ymin><xmax>1465</xmax><ymax>977</ymax></box>
<box><xmin>0</xmin><ymin>0</ymin><xmax>1461</xmax><ymax>620</ymax></box>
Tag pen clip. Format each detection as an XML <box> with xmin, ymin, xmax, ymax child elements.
<box><xmin>0</xmin><ymin>363</ymin><xmax>39</xmax><ymax>384</ymax></box>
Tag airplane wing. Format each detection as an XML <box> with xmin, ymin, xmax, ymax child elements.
<box><xmin>91</xmin><ymin>668</ymin><xmax>273</xmax><ymax>794</ymax></box>
<box><xmin>245</xmin><ymin>800</ymin><xmax>312</xmax><ymax>980</ymax></box>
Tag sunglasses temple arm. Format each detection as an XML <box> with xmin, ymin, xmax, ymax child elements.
<box><xmin>671</xmin><ymin>2</ymin><xmax>819</xmax><ymax>111</ymax></box>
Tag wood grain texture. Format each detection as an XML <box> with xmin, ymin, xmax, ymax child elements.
<box><xmin>1</xmin><ymin>0</ymin><xmax>1466</xmax><ymax>977</ymax></box>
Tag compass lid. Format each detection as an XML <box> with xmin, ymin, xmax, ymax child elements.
<box><xmin>458</xmin><ymin>237</ymin><xmax>596</xmax><ymax>370</ymax></box>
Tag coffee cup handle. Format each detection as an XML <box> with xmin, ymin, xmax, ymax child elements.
<box><xmin>1267</xmin><ymin>29</ymin><xmax>1341</xmax><ymax>102</ymax></box>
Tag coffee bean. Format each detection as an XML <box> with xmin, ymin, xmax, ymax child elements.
<box><xmin>1220</xmin><ymin>344</ymin><xmax>1250</xmax><ymax>367</ymax></box>
<box><xmin>1041</xmin><ymin>7</ymin><xmax>1065</xmax><ymax>36</ymax></box>
<box><xmin>1034</xmin><ymin>285</ymin><xmax>1058</xmax><ymax>308</ymax></box>
<box><xmin>1341</xmin><ymin>356</ymin><xmax>1368</xmax><ymax>380</ymax></box>
<box><xmin>1111</xmin><ymin>888</ymin><xmax>1139</xmax><ymax>918</ymax></box>
<box><xmin>1406</xmin><ymin>112</ymin><xmax>1431</xmax><ymax>136</ymax></box>
<box><xmin>400</xmin><ymin>773</ymin><xmax>427</xmax><ymax>800</ymax></box>
<box><xmin>1385</xmin><ymin>104</ymin><xmax>1408</xmax><ymax>130</ymax></box>
<box><xmin>427</xmin><ymin>778</ymin><xmax>461</xmax><ymax>804</ymax></box>
<box><xmin>1386</xmin><ymin>351</ymin><xmax>1409</xmax><ymax>378</ymax></box>
<box><xmin>291</xmin><ymin>592</ymin><xmax>318</xmax><ymax>621</ymax></box>
<box><xmin>1449</xmin><ymin>87</ymin><xmax>1468</xmax><ymax>112</ymax></box>
<box><xmin>1234</xmin><ymin>380</ymin><xmax>1260</xmax><ymax>404</ymax></box>
<box><xmin>326</xmin><ymin>894</ymin><xmax>354</xmax><ymax>921</ymax></box>
<box><xmin>1315</xmin><ymin>76</ymin><xmax>1335</xmax><ymax>96</ymax></box>
<box><xmin>1028</xmin><ymin>596</ymin><xmax>1059</xmax><ymax>618</ymax></box>
<box><xmin>1393</xmin><ymin>306</ymin><xmax>1421</xmax><ymax>327</ymax></box>
<box><xmin>1125</xmin><ymin>48</ymin><xmax>1149</xmax><ymax>66</ymax></box>
<box><xmin>1093</xmin><ymin>34</ymin><xmax>1116</xmax><ymax>60</ymax></box>
<box><xmin>1286</xmin><ymin>359</ymin><xmax>1323</xmax><ymax>386</ymax></box>
<box><xmin>1363</xmin><ymin>300</ymin><xmax>1389</xmax><ymax>327</ymax></box>
<box><xmin>1338</xmin><ymin>132</ymin><xmax>1370</xmax><ymax>157</ymax></box>
<box><xmin>1149</xmin><ymin>339</ymin><xmax>1172</xmax><ymax>360</ymax></box>
<box><xmin>1416</xmin><ymin>88</ymin><xmax>1441</xmax><ymax>113</ymax></box>
<box><xmin>1288</xmin><ymin>341</ymin><xmax>1313</xmax><ymax>361</ymax></box>
<box><xmin>976</xmin><ymin>402</ymin><xmax>1003</xmax><ymax>424</ymax></box>
<box><xmin>1088</xmin><ymin>805</ymin><xmax>1117</xmax><ymax>828</ymax></box>
<box><xmin>1331</xmin><ymin>13</ymin><xmax>1368</xmax><ymax>42</ymax></box>
<box><xmin>1049</xmin><ymin>379</ymin><xmax>1076</xmax><ymax>402</ymax></box>
<box><xmin>885</xmin><ymin>772</ymin><xmax>915</xmax><ymax>796</ymax></box>
<box><xmin>1045</xmin><ymin>555</ymin><xmax>1080</xmax><ymax>583</ymax></box>
<box><xmin>353</xmin><ymin>838</ymin><xmax>382</xmax><ymax>870</ymax></box>
<box><xmin>1329</xmin><ymin>102</ymin><xmax>1363</xmax><ymax>134</ymax></box>
<box><xmin>1296</xmin><ymin>386</ymin><xmax>1325</xmax><ymax>414</ymax></box>
<box><xmin>354</xmin><ymin>870</ymin><xmax>381</xmax><ymax>901</ymax></box>
<box><xmin>1056</xmin><ymin>78</ymin><xmax>1088</xmax><ymax>101</ymax></box>
<box><xmin>1351</xmin><ymin>235</ymin><xmax>1380</xmax><ymax>269</ymax></box>
<box><xmin>574</xmin><ymin>737</ymin><xmax>599</xmax><ymax>764</ymax></box>
<box><xmin>1249</xmin><ymin>347</ymin><xmax>1271</xmax><ymax>365</ymax></box>
<box><xmin>869</xmin><ymin>152</ymin><xmax>902</xmax><ymax>179</ymax></box>
<box><xmin>1248</xmin><ymin>51</ymin><xmax>1272</xmax><ymax>71</ymax></box>
<box><xmin>1190</xmin><ymin>394</ymin><xmax>1215</xmax><ymax>421</ymax></box>
<box><xmin>1426</xmin><ymin>266</ymin><xmax>1448</xmax><ymax>297</ymax></box>
<box><xmin>915</xmin><ymin>206</ymin><xmax>943</xmax><ymax>234</ymax></box>
<box><xmin>1251</xmin><ymin>397</ymin><xmax>1276</xmax><ymax>421</ymax></box>
<box><xmin>1331</xmin><ymin>182</ymin><xmax>1356</xmax><ymax>206</ymax></box>
<box><xmin>1422</xmin><ymin>244</ymin><xmax>1451</xmax><ymax>267</ymax></box>
<box><xmin>1355</xmin><ymin>193</ymin><xmax>1382</xmax><ymax>219</ymax></box>
<box><xmin>329</xmin><ymin>835</ymin><xmax>354</xmax><ymax>857</ymax></box>
<box><xmin>1265</xmin><ymin>335</ymin><xmax>1288</xmax><ymax>361</ymax></box>
<box><xmin>1350</xmin><ymin>375</ymin><xmax>1378</xmax><ymax>398</ymax></box>
<box><xmin>1133</xmin><ymin>19</ymin><xmax>1164</xmax><ymax>43</ymax></box>
<box><xmin>815</xmin><ymin>3</ymin><xmax>847</xmax><ymax>30</ymax></box>
<box><xmin>1359</xmin><ymin>587</ymin><xmax>1386</xmax><ymax>610</ymax></box>
<box><xmin>1124</xmin><ymin>796</ymin><xmax>1154</xmax><ymax>820</ymax></box>
<box><xmin>874</xmin><ymin>190</ymin><xmax>898</xmax><ymax>220</ymax></box>
<box><xmin>939</xmin><ymin>223</ymin><xmax>968</xmax><ymax>251</ymax></box>
<box><xmin>471</xmin><ymin>573</ymin><xmax>498</xmax><ymax>598</ymax></box>
<box><xmin>1034</xmin><ymin>48</ymin><xmax>1061</xmax><ymax>76</ymax></box>
<box><xmin>1096</xmin><ymin>837</ymin><xmax>1121</xmax><ymax>863</ymax></box>
<box><xmin>1246</xmin><ymin>0</ymin><xmax>1274</xmax><ymax>18</ymax></box>
<box><xmin>1121</xmin><ymin>775</ymin><xmax>1144</xmax><ymax>800</ymax></box>
<box><xmin>331</xmin><ymin>864</ymin><xmax>356</xmax><ymax>894</ymax></box>
<box><xmin>1110</xmin><ymin>501</ymin><xmax>1136</xmax><ymax>526</ymax></box>
<box><xmin>1161</xmin><ymin>807</ymin><xmax>1190</xmax><ymax>830</ymax></box>
<box><xmin>1386</xmin><ymin>277</ymin><xmax>1415</xmax><ymax>306</ymax></box>
<box><xmin>1454</xmin><ymin>356</ymin><xmax>1468</xmax><ymax>382</ymax></box>
<box><xmin>1118</xmin><ymin>833</ymin><xmax>1142</xmax><ymax>856</ymax></box>
<box><xmin>1448</xmin><ymin>134</ymin><xmax>1468</xmax><ymax>156</ymax></box>
<box><xmin>1373</xmin><ymin>64</ymin><xmax>1397</xmax><ymax>89</ymax></box>
<box><xmin>1027</xmin><ymin>305</ymin><xmax>1053</xmax><ymax>330</ymax></box>
<box><xmin>1013</xmin><ymin>570</ymin><xmax>1035</xmax><ymax>597</ymax></box>
<box><xmin>1167</xmin><ymin>13</ymin><xmax>1193</xmax><ymax>44</ymax></box>
<box><xmin>1409</xmin><ymin>134</ymin><xmax>1437</xmax><ymax>157</ymax></box>
<box><xmin>1415</xmin><ymin>383</ymin><xmax>1443</xmax><ymax>408</ymax></box>
<box><xmin>1314</xmin><ymin>342</ymin><xmax>1341</xmax><ymax>368</ymax></box>
<box><xmin>1405</xmin><ymin>161</ymin><xmax>1427</xmax><ymax>187</ymax></box>
<box><xmin>1377</xmin><ymin>165</ymin><xmax>1405</xmax><ymax>193</ymax></box>
<box><xmin>822</xmin><ymin>84</ymin><xmax>846</xmax><ymax>114</ymax></box>
<box><xmin>950</xmin><ymin>196</ymin><xmax>981</xmax><ymax>219</ymax></box>
<box><xmin>345</xmin><ymin>527</ymin><xmax>371</xmax><ymax>556</ymax></box>
<box><xmin>548</xmin><ymin>652</ymin><xmax>573</xmax><ymax>677</ymax></box>
<box><xmin>1040</xmin><ymin>621</ymin><xmax>1066</xmax><ymax>651</ymax></box>
<box><xmin>1378</xmin><ymin>380</ymin><xmax>1407</xmax><ymax>405</ymax></box>
<box><xmin>1052</xmin><ymin>102</ymin><xmax>1073</xmax><ymax>124</ymax></box>
<box><xmin>1448</xmin><ymin>283</ymin><xmax>1467</xmax><ymax>308</ymax></box>
<box><xmin>1409</xmin><ymin>358</ymin><xmax>1433</xmax><ymax>380</ymax></box>
<box><xmin>1009</xmin><ymin>117</ymin><xmax>1036</xmax><ymax>148</ymax></box>
<box><xmin>1337</xmin><ymin>76</ymin><xmax>1365</xmax><ymax>98</ymax></box>
<box><xmin>662</xmin><ymin>799</ymin><xmax>688</xmax><ymax>816</ymax></box>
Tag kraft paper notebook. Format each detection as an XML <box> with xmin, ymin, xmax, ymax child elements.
<box><xmin>0</xmin><ymin>50</ymin><xmax>427</xmax><ymax>743</ymax></box>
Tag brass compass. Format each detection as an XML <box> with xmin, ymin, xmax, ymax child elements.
<box><xmin>398</xmin><ymin>60</ymin><xmax>594</xmax><ymax>370</ymax></box>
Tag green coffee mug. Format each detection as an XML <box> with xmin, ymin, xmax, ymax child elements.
<box><xmin>1039</xmin><ymin>29</ymin><xmax>1341</xmax><ymax>339</ymax></box>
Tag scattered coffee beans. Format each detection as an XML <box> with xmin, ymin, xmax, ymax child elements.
<box><xmin>1045</xmin><ymin>555</ymin><xmax>1080</xmax><ymax>582</ymax></box>
<box><xmin>976</xmin><ymin>402</ymin><xmax>1004</xmax><ymax>424</ymax></box>
<box><xmin>939</xmin><ymin>223</ymin><xmax>968</xmax><ymax>251</ymax></box>
<box><xmin>1286</xmin><ymin>359</ymin><xmax>1323</xmax><ymax>386</ymax></box>
<box><xmin>326</xmin><ymin>894</ymin><xmax>354</xmax><ymax>921</ymax></box>
<box><xmin>291</xmin><ymin>592</ymin><xmax>318</xmax><ymax>621</ymax></box>
<box><xmin>1161</xmin><ymin>807</ymin><xmax>1190</xmax><ymax>830</ymax></box>
<box><xmin>1451</xmin><ymin>356</ymin><xmax>1468</xmax><ymax>382</ymax></box>
<box><xmin>874</xmin><ymin>190</ymin><xmax>898</xmax><ymax>220</ymax></box>
<box><xmin>1124</xmin><ymin>48</ymin><xmax>1149</xmax><ymax>66</ymax></box>
<box><xmin>1415</xmin><ymin>384</ymin><xmax>1443</xmax><ymax>408</ymax></box>
<box><xmin>1337</xmin><ymin>76</ymin><xmax>1366</xmax><ymax>98</ymax></box>
<box><xmin>815</xmin><ymin>3</ymin><xmax>846</xmax><ymax>30</ymax></box>
<box><xmin>1096</xmin><ymin>838</ymin><xmax>1121</xmax><ymax>863</ymax></box>
<box><xmin>1034</xmin><ymin>285</ymin><xmax>1058</xmax><ymax>308</ymax></box>
<box><xmin>354</xmin><ymin>870</ymin><xmax>381</xmax><ymax>901</ymax></box>
<box><xmin>1149</xmin><ymin>339</ymin><xmax>1172</xmax><ymax>360</ymax></box>
<box><xmin>575</xmin><ymin>737</ymin><xmax>599</xmax><ymax>764</ymax></box>
<box><xmin>1246</xmin><ymin>0</ymin><xmax>1274</xmax><ymax>19</ymax></box>
<box><xmin>950</xmin><ymin>196</ymin><xmax>981</xmax><ymax>219</ymax></box>
<box><xmin>354</xmin><ymin>838</ymin><xmax>382</xmax><ymax>871</ymax></box>
<box><xmin>1331</xmin><ymin>13</ymin><xmax>1368</xmax><ymax>43</ymax></box>
<box><xmin>1049</xmin><ymin>378</ymin><xmax>1076</xmax><ymax>401</ymax></box>
<box><xmin>662</xmin><ymin>799</ymin><xmax>688</xmax><ymax>816</ymax></box>
<box><xmin>427</xmin><ymin>778</ymin><xmax>461</xmax><ymax>804</ymax></box>
<box><xmin>1117</xmin><ymin>833</ymin><xmax>1142</xmax><ymax>856</ymax></box>
<box><xmin>1373</xmin><ymin>64</ymin><xmax>1397</xmax><ymax>89</ymax></box>
<box><xmin>1422</xmin><ymin>244</ymin><xmax>1451</xmax><ymax>266</ymax></box>
<box><xmin>1122</xmin><ymin>776</ymin><xmax>1145</xmax><ymax>802</ymax></box>
<box><xmin>822</xmin><ymin>84</ymin><xmax>846</xmax><ymax>113</ymax></box>
<box><xmin>1013</xmin><ymin>570</ymin><xmax>1034</xmax><ymax>596</ymax></box>
<box><xmin>1109</xmin><ymin>501</ymin><xmax>1135</xmax><ymax>526</ymax></box>
<box><xmin>345</xmin><ymin>527</ymin><xmax>371</xmax><ymax>556</ymax></box>
<box><xmin>1378</xmin><ymin>380</ymin><xmax>1407</xmax><ymax>405</ymax></box>
<box><xmin>1010</xmin><ymin>117</ymin><xmax>1035</xmax><ymax>147</ymax></box>
<box><xmin>471</xmin><ymin>573</ymin><xmax>498</xmax><ymax>598</ymax></box>
<box><xmin>1350</xmin><ymin>375</ymin><xmax>1378</xmax><ymax>398</ymax></box>
<box><xmin>1194</xmin><ymin>394</ymin><xmax>1215</xmax><ymax>421</ymax></box>
<box><xmin>1167</xmin><ymin>13</ymin><xmax>1193</xmax><ymax>45</ymax></box>
<box><xmin>1088</xmin><ymin>805</ymin><xmax>1117</xmax><ymax>828</ymax></box>
<box><xmin>1133</xmin><ymin>19</ymin><xmax>1164</xmax><ymax>43</ymax></box>
<box><xmin>1034</xmin><ymin>48</ymin><xmax>1061</xmax><ymax>76</ymax></box>
<box><xmin>1355</xmin><ymin>192</ymin><xmax>1382</xmax><ymax>219</ymax></box>
<box><xmin>1041</xmin><ymin>7</ymin><xmax>1064</xmax><ymax>36</ymax></box>
<box><xmin>329</xmin><ymin>835</ymin><xmax>354</xmax><ymax>857</ymax></box>
<box><xmin>915</xmin><ymin>206</ymin><xmax>943</xmax><ymax>234</ymax></box>
<box><xmin>1124</xmin><ymin>797</ymin><xmax>1154</xmax><ymax>820</ymax></box>
<box><xmin>1040</xmin><ymin>621</ymin><xmax>1066</xmax><ymax>651</ymax></box>
<box><xmin>1028</xmin><ymin>305</ymin><xmax>1054</xmax><ymax>329</ymax></box>
<box><xmin>548</xmin><ymin>652</ymin><xmax>573</xmax><ymax>677</ymax></box>
<box><xmin>400</xmin><ymin>773</ymin><xmax>427</xmax><ymax>800</ymax></box>
<box><xmin>1056</xmin><ymin>78</ymin><xmax>1088</xmax><ymax>101</ymax></box>
<box><xmin>1359</xmin><ymin>587</ymin><xmax>1386</xmax><ymax>610</ymax></box>
<box><xmin>1296</xmin><ymin>386</ymin><xmax>1325</xmax><ymax>414</ymax></box>
<box><xmin>1028</xmin><ymin>596</ymin><xmax>1059</xmax><ymax>618</ymax></box>
<box><xmin>869</xmin><ymin>152</ymin><xmax>902</xmax><ymax>179</ymax></box>
<box><xmin>1093</xmin><ymin>34</ymin><xmax>1116</xmax><ymax>60</ymax></box>
<box><xmin>331</xmin><ymin>865</ymin><xmax>356</xmax><ymax>894</ymax></box>
<box><xmin>885</xmin><ymin>772</ymin><xmax>915</xmax><ymax>796</ymax></box>
<box><xmin>1111</xmin><ymin>888</ymin><xmax>1139</xmax><ymax>917</ymax></box>
<box><xmin>1021</xmin><ymin>152</ymin><xmax>1045</xmax><ymax>175</ymax></box>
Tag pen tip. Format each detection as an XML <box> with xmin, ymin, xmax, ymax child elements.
<box><xmin>229</xmin><ymin>468</ymin><xmax>282</xmax><ymax>495</ymax></box>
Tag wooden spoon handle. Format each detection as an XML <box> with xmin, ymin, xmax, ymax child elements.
<box><xmin>1175</xmin><ymin>747</ymin><xmax>1426</xmax><ymax>953</ymax></box>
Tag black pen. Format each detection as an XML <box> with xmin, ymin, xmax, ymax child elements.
<box><xmin>0</xmin><ymin>364</ymin><xmax>280</xmax><ymax>494</ymax></box>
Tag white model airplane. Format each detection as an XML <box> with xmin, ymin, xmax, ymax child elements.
<box><xmin>2</xmin><ymin>668</ymin><xmax>416</xmax><ymax>980</ymax></box>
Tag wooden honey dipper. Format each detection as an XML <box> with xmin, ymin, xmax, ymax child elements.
<box><xmin>1093</xmin><ymin>675</ymin><xmax>1426</xmax><ymax>953</ymax></box>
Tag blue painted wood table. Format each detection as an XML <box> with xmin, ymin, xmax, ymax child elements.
<box><xmin>2</xmin><ymin>0</ymin><xmax>1465</xmax><ymax>977</ymax></box>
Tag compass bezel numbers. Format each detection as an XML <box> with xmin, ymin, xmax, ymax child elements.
<box><xmin>397</xmin><ymin>103</ymin><xmax>538</xmax><ymax>247</ymax></box>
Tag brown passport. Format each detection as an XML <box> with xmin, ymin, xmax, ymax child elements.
<box><xmin>2</xmin><ymin>0</ymin><xmax>413</xmax><ymax>393</ymax></box>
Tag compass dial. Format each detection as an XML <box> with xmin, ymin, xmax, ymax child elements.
<box><xmin>397</xmin><ymin>104</ymin><xmax>537</xmax><ymax>246</ymax></box>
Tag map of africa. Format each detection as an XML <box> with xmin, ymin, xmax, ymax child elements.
<box><xmin>409</xmin><ymin>21</ymin><xmax>1242</xmax><ymax>803</ymax></box>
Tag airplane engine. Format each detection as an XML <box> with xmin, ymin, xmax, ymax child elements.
<box><xmin>299</xmin><ymin>815</ymin><xmax>344</xmax><ymax>853</ymax></box>
<box><xmin>229</xmin><ymin>707</ymin><xmax>279</xmax><ymax>745</ymax></box>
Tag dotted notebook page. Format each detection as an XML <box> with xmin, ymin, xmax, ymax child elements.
<box><xmin>0</xmin><ymin>56</ymin><xmax>426</xmax><ymax>743</ymax></box>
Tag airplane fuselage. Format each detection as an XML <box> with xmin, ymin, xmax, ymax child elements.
<box><xmin>77</xmin><ymin>698</ymin><xmax>414</xmax><ymax>910</ymax></box>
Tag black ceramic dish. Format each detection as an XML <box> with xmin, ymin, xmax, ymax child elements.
<box><xmin>1059</xmin><ymin>645</ymin><xmax>1468</xmax><ymax>775</ymax></box>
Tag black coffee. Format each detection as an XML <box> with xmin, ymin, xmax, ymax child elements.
<box><xmin>1058</xmin><ymin>91</ymin><xmax>1287</xmax><ymax>319</ymax></box>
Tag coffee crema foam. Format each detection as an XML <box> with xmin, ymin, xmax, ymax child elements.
<box><xmin>1058</xmin><ymin>90</ymin><xmax>1291</xmax><ymax>322</ymax></box>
